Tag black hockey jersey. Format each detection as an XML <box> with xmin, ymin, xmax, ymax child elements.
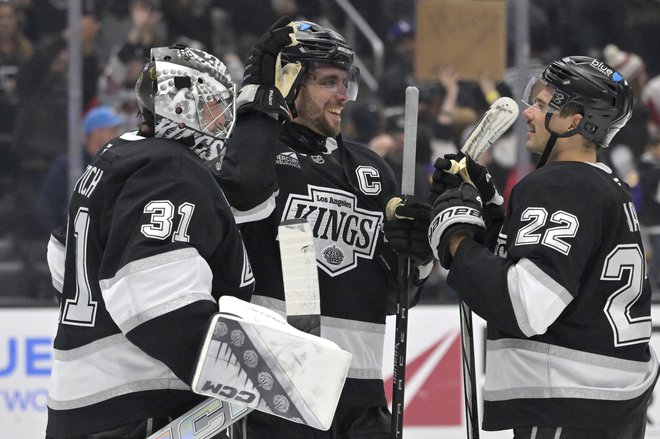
<box><xmin>46</xmin><ymin>132</ymin><xmax>254</xmax><ymax>437</ymax></box>
<box><xmin>447</xmin><ymin>161</ymin><xmax>659</xmax><ymax>431</ymax></box>
<box><xmin>220</xmin><ymin>113</ymin><xmax>402</xmax><ymax>407</ymax></box>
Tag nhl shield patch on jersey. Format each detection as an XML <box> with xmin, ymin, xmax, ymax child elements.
<box><xmin>281</xmin><ymin>185</ymin><xmax>383</xmax><ymax>276</ymax></box>
<box><xmin>192</xmin><ymin>296</ymin><xmax>351</xmax><ymax>431</ymax></box>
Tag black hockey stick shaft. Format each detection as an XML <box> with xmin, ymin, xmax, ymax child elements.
<box><xmin>459</xmin><ymin>299</ymin><xmax>480</xmax><ymax>439</ymax></box>
<box><xmin>451</xmin><ymin>151</ymin><xmax>480</xmax><ymax>439</ymax></box>
<box><xmin>390</xmin><ymin>86</ymin><xmax>419</xmax><ymax>439</ymax></box>
<box><xmin>449</xmin><ymin>97</ymin><xmax>518</xmax><ymax>439</ymax></box>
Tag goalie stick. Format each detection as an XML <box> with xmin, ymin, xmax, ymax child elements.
<box><xmin>446</xmin><ymin>96</ymin><xmax>519</xmax><ymax>439</ymax></box>
<box><xmin>388</xmin><ymin>86</ymin><xmax>419</xmax><ymax>439</ymax></box>
<box><xmin>147</xmin><ymin>219</ymin><xmax>321</xmax><ymax>439</ymax></box>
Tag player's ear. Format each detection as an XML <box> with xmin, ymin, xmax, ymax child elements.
<box><xmin>568</xmin><ymin>113</ymin><xmax>583</xmax><ymax>131</ymax></box>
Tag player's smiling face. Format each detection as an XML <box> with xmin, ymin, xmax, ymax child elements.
<box><xmin>294</xmin><ymin>66</ymin><xmax>350</xmax><ymax>138</ymax></box>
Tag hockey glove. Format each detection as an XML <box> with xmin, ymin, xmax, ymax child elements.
<box><xmin>431</xmin><ymin>153</ymin><xmax>504</xmax><ymax>232</ymax></box>
<box><xmin>432</xmin><ymin>154</ymin><xmax>503</xmax><ymax>206</ymax></box>
<box><xmin>237</xmin><ymin>17</ymin><xmax>301</xmax><ymax>119</ymax></box>
<box><xmin>428</xmin><ymin>183</ymin><xmax>485</xmax><ymax>269</ymax></box>
<box><xmin>384</xmin><ymin>197</ymin><xmax>433</xmax><ymax>266</ymax></box>
<box><xmin>429</xmin><ymin>157</ymin><xmax>463</xmax><ymax>202</ymax></box>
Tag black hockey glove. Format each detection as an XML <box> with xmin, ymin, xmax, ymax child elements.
<box><xmin>430</xmin><ymin>154</ymin><xmax>504</xmax><ymax>230</ymax></box>
<box><xmin>384</xmin><ymin>197</ymin><xmax>433</xmax><ymax>266</ymax></box>
<box><xmin>429</xmin><ymin>156</ymin><xmax>463</xmax><ymax>203</ymax></box>
<box><xmin>432</xmin><ymin>154</ymin><xmax>503</xmax><ymax>206</ymax></box>
<box><xmin>429</xmin><ymin>183</ymin><xmax>485</xmax><ymax>269</ymax></box>
<box><xmin>237</xmin><ymin>17</ymin><xmax>300</xmax><ymax>120</ymax></box>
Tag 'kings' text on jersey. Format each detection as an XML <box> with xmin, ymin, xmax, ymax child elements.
<box><xmin>282</xmin><ymin>185</ymin><xmax>382</xmax><ymax>276</ymax></box>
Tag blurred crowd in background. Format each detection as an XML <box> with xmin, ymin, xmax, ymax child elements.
<box><xmin>1</xmin><ymin>0</ymin><xmax>660</xmax><ymax>305</ymax></box>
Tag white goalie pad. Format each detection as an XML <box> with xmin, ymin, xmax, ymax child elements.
<box><xmin>191</xmin><ymin>296</ymin><xmax>352</xmax><ymax>431</ymax></box>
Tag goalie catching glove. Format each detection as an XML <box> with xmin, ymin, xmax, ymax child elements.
<box><xmin>428</xmin><ymin>183</ymin><xmax>485</xmax><ymax>269</ymax></box>
<box><xmin>237</xmin><ymin>16</ymin><xmax>302</xmax><ymax>120</ymax></box>
<box><xmin>384</xmin><ymin>197</ymin><xmax>434</xmax><ymax>266</ymax></box>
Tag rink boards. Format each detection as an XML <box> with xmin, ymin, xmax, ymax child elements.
<box><xmin>1</xmin><ymin>305</ymin><xmax>659</xmax><ymax>438</ymax></box>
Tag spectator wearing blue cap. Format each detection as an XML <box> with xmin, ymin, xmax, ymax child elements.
<box><xmin>34</xmin><ymin>106</ymin><xmax>123</xmax><ymax>237</ymax></box>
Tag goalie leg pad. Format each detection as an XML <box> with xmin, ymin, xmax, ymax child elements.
<box><xmin>192</xmin><ymin>296</ymin><xmax>352</xmax><ymax>431</ymax></box>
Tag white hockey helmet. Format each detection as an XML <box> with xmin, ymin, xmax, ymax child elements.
<box><xmin>135</xmin><ymin>44</ymin><xmax>237</xmax><ymax>171</ymax></box>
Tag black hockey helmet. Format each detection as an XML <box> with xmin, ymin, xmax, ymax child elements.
<box><xmin>521</xmin><ymin>56</ymin><xmax>633</xmax><ymax>167</ymax></box>
<box><xmin>280</xmin><ymin>21</ymin><xmax>360</xmax><ymax>103</ymax></box>
<box><xmin>281</xmin><ymin>21</ymin><xmax>354</xmax><ymax>70</ymax></box>
<box><xmin>522</xmin><ymin>56</ymin><xmax>633</xmax><ymax>148</ymax></box>
<box><xmin>542</xmin><ymin>56</ymin><xmax>633</xmax><ymax>147</ymax></box>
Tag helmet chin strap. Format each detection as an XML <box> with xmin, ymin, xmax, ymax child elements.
<box><xmin>536</xmin><ymin>112</ymin><xmax>580</xmax><ymax>168</ymax></box>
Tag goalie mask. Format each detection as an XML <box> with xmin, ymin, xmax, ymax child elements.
<box><xmin>280</xmin><ymin>21</ymin><xmax>360</xmax><ymax>104</ymax></box>
<box><xmin>135</xmin><ymin>44</ymin><xmax>237</xmax><ymax>171</ymax></box>
<box><xmin>521</xmin><ymin>56</ymin><xmax>633</xmax><ymax>167</ymax></box>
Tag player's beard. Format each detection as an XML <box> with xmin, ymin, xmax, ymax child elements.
<box><xmin>296</xmin><ymin>87</ymin><xmax>342</xmax><ymax>138</ymax></box>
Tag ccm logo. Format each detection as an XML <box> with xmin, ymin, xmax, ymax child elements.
<box><xmin>200</xmin><ymin>381</ymin><xmax>257</xmax><ymax>404</ymax></box>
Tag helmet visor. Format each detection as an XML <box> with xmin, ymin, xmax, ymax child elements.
<box><xmin>305</xmin><ymin>64</ymin><xmax>360</xmax><ymax>101</ymax></box>
<box><xmin>521</xmin><ymin>76</ymin><xmax>571</xmax><ymax>114</ymax></box>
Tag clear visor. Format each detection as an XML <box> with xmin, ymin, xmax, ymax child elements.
<box><xmin>305</xmin><ymin>65</ymin><xmax>360</xmax><ymax>101</ymax></box>
<box><xmin>520</xmin><ymin>76</ymin><xmax>571</xmax><ymax>114</ymax></box>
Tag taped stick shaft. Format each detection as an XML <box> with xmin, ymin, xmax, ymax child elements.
<box><xmin>279</xmin><ymin>218</ymin><xmax>321</xmax><ymax>336</ymax></box>
<box><xmin>401</xmin><ymin>87</ymin><xmax>419</xmax><ymax>196</ymax></box>
<box><xmin>391</xmin><ymin>87</ymin><xmax>419</xmax><ymax>439</ymax></box>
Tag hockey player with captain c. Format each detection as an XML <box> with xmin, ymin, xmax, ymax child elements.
<box><xmin>218</xmin><ymin>17</ymin><xmax>435</xmax><ymax>439</ymax></box>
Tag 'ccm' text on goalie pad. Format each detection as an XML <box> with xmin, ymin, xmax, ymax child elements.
<box><xmin>191</xmin><ymin>296</ymin><xmax>352</xmax><ymax>430</ymax></box>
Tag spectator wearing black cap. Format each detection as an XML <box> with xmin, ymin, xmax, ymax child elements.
<box><xmin>343</xmin><ymin>97</ymin><xmax>386</xmax><ymax>146</ymax></box>
<box><xmin>377</xmin><ymin>18</ymin><xmax>415</xmax><ymax>108</ymax></box>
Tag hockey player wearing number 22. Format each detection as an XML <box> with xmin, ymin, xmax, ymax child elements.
<box><xmin>429</xmin><ymin>57</ymin><xmax>660</xmax><ymax>438</ymax></box>
<box><xmin>218</xmin><ymin>18</ymin><xmax>434</xmax><ymax>438</ymax></box>
<box><xmin>44</xmin><ymin>46</ymin><xmax>254</xmax><ymax>438</ymax></box>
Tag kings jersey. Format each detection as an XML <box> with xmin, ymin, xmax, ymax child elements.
<box><xmin>46</xmin><ymin>132</ymin><xmax>253</xmax><ymax>437</ymax></box>
<box><xmin>220</xmin><ymin>114</ymin><xmax>400</xmax><ymax>407</ymax></box>
<box><xmin>448</xmin><ymin>161</ymin><xmax>659</xmax><ymax>431</ymax></box>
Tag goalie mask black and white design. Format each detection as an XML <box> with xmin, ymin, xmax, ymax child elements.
<box><xmin>135</xmin><ymin>44</ymin><xmax>237</xmax><ymax>171</ymax></box>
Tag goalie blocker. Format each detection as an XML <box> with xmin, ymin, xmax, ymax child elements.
<box><xmin>192</xmin><ymin>296</ymin><xmax>352</xmax><ymax>431</ymax></box>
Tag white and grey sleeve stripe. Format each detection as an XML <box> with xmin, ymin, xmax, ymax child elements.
<box><xmin>100</xmin><ymin>248</ymin><xmax>216</xmax><ymax>333</ymax></box>
<box><xmin>507</xmin><ymin>258</ymin><xmax>573</xmax><ymax>337</ymax></box>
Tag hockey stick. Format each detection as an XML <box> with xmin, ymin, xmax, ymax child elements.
<box><xmin>449</xmin><ymin>96</ymin><xmax>519</xmax><ymax>439</ymax></box>
<box><xmin>147</xmin><ymin>220</ymin><xmax>321</xmax><ymax>439</ymax></box>
<box><xmin>278</xmin><ymin>218</ymin><xmax>321</xmax><ymax>337</ymax></box>
<box><xmin>388</xmin><ymin>86</ymin><xmax>419</xmax><ymax>439</ymax></box>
